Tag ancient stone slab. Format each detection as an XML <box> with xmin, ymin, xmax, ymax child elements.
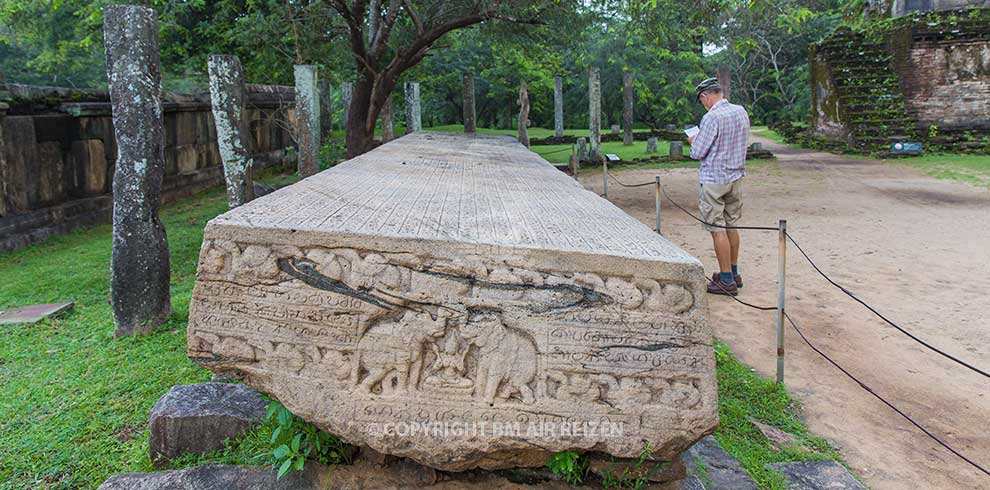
<box><xmin>293</xmin><ymin>65</ymin><xmax>320</xmax><ymax>178</ymax></box>
<box><xmin>647</xmin><ymin>137</ymin><xmax>658</xmax><ymax>154</ymax></box>
<box><xmin>766</xmin><ymin>461</ymin><xmax>865</xmax><ymax>490</ymax></box>
<box><xmin>405</xmin><ymin>82</ymin><xmax>422</xmax><ymax>134</ymax></box>
<box><xmin>670</xmin><ymin>141</ymin><xmax>684</xmax><ymax>160</ymax></box>
<box><xmin>149</xmin><ymin>382</ymin><xmax>267</xmax><ymax>466</ymax></box>
<box><xmin>553</xmin><ymin>76</ymin><xmax>564</xmax><ymax>138</ymax></box>
<box><xmin>188</xmin><ymin>131</ymin><xmax>715</xmax><ymax>472</ymax></box>
<box><xmin>684</xmin><ymin>436</ymin><xmax>756</xmax><ymax>490</ymax></box>
<box><xmin>104</xmin><ymin>4</ymin><xmax>171</xmax><ymax>337</ymax></box>
<box><xmin>577</xmin><ymin>137</ymin><xmax>588</xmax><ymax>163</ymax></box>
<box><xmin>209</xmin><ymin>55</ymin><xmax>255</xmax><ymax>208</ymax></box>
<box><xmin>588</xmin><ymin>66</ymin><xmax>602</xmax><ymax>163</ymax></box>
<box><xmin>318</xmin><ymin>80</ymin><xmax>332</xmax><ymax>141</ymax></box>
<box><xmin>463</xmin><ymin>73</ymin><xmax>477</xmax><ymax>133</ymax></box>
<box><xmin>0</xmin><ymin>302</ymin><xmax>74</xmax><ymax>325</ymax></box>
<box><xmin>342</xmin><ymin>82</ymin><xmax>353</xmax><ymax>137</ymax></box>
<box><xmin>71</xmin><ymin>139</ymin><xmax>108</xmax><ymax>195</ymax></box>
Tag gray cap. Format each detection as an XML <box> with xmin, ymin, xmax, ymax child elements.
<box><xmin>695</xmin><ymin>78</ymin><xmax>721</xmax><ymax>101</ymax></box>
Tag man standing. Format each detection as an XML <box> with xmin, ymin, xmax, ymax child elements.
<box><xmin>687</xmin><ymin>77</ymin><xmax>750</xmax><ymax>296</ymax></box>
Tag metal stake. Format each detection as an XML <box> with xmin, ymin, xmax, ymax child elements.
<box><xmin>777</xmin><ymin>219</ymin><xmax>787</xmax><ymax>384</ymax></box>
<box><xmin>603</xmin><ymin>158</ymin><xmax>609</xmax><ymax>199</ymax></box>
<box><xmin>655</xmin><ymin>176</ymin><xmax>661</xmax><ymax>234</ymax></box>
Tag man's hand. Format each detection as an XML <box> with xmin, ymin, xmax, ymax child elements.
<box><xmin>688</xmin><ymin>135</ymin><xmax>696</xmax><ymax>144</ymax></box>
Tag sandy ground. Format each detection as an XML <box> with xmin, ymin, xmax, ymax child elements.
<box><xmin>578</xmin><ymin>136</ymin><xmax>990</xmax><ymax>490</ymax></box>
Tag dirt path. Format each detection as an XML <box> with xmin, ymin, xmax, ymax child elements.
<box><xmin>579</xmin><ymin>136</ymin><xmax>990</xmax><ymax>490</ymax></box>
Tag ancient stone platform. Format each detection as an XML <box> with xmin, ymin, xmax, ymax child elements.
<box><xmin>0</xmin><ymin>302</ymin><xmax>73</xmax><ymax>325</ymax></box>
<box><xmin>187</xmin><ymin>132</ymin><xmax>716</xmax><ymax>471</ymax></box>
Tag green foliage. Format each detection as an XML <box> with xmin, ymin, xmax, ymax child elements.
<box><xmin>265</xmin><ymin>401</ymin><xmax>351</xmax><ymax>479</ymax></box>
<box><xmin>546</xmin><ymin>450</ymin><xmax>589</xmax><ymax>485</ymax></box>
<box><xmin>599</xmin><ymin>443</ymin><xmax>658</xmax><ymax>490</ymax></box>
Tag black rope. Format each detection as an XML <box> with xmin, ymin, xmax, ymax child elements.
<box><xmin>655</xmin><ymin>179</ymin><xmax>780</xmax><ymax>231</ymax></box>
<box><xmin>785</xmin><ymin>232</ymin><xmax>990</xmax><ymax>381</ymax></box>
<box><xmin>607</xmin><ymin>172</ymin><xmax>655</xmax><ymax>188</ymax></box>
<box><xmin>535</xmin><ymin>146</ymin><xmax>573</xmax><ymax>156</ymax></box>
<box><xmin>785</xmin><ymin>311</ymin><xmax>990</xmax><ymax>478</ymax></box>
<box><xmin>707</xmin><ymin>278</ymin><xmax>777</xmax><ymax>310</ymax></box>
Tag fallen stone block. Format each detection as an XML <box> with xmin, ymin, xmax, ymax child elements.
<box><xmin>0</xmin><ymin>302</ymin><xmax>73</xmax><ymax>325</ymax></box>
<box><xmin>149</xmin><ymin>382</ymin><xmax>267</xmax><ymax>466</ymax></box>
<box><xmin>683</xmin><ymin>436</ymin><xmax>756</xmax><ymax>490</ymax></box>
<box><xmin>188</xmin><ymin>132</ymin><xmax>716</xmax><ymax>471</ymax></box>
<box><xmin>766</xmin><ymin>461</ymin><xmax>865</xmax><ymax>490</ymax></box>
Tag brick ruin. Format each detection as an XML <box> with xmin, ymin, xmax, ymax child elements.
<box><xmin>0</xmin><ymin>83</ymin><xmax>297</xmax><ymax>252</ymax></box>
<box><xmin>808</xmin><ymin>7</ymin><xmax>990</xmax><ymax>153</ymax></box>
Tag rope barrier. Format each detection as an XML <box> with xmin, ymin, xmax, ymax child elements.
<box><xmin>785</xmin><ymin>232</ymin><xmax>990</xmax><ymax>381</ymax></box>
<box><xmin>785</xmin><ymin>311</ymin><xmax>990</xmax><ymax>478</ymax></box>
<box><xmin>534</xmin><ymin>146</ymin><xmax>573</xmax><ymax>156</ymax></box>
<box><xmin>655</xmin><ymin>178</ymin><xmax>780</xmax><ymax>231</ymax></box>
<box><xmin>607</xmin><ymin>172</ymin><xmax>655</xmax><ymax>188</ymax></box>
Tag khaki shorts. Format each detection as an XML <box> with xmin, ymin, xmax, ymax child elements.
<box><xmin>699</xmin><ymin>179</ymin><xmax>743</xmax><ymax>232</ymax></box>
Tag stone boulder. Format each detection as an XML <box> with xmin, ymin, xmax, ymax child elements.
<box><xmin>149</xmin><ymin>383</ymin><xmax>267</xmax><ymax>466</ymax></box>
<box><xmin>766</xmin><ymin>461</ymin><xmax>865</xmax><ymax>490</ymax></box>
<box><xmin>187</xmin><ymin>132</ymin><xmax>717</xmax><ymax>471</ymax></box>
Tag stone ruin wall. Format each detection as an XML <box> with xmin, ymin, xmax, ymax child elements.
<box><xmin>809</xmin><ymin>8</ymin><xmax>990</xmax><ymax>151</ymax></box>
<box><xmin>0</xmin><ymin>83</ymin><xmax>298</xmax><ymax>252</ymax></box>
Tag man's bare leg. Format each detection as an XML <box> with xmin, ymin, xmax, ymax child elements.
<box><xmin>710</xmin><ymin>231</ymin><xmax>732</xmax><ymax>274</ymax></box>
<box><xmin>727</xmin><ymin>230</ymin><xmax>740</xmax><ymax>266</ymax></box>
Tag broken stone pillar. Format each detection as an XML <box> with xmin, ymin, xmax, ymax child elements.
<box><xmin>553</xmin><ymin>76</ymin><xmax>564</xmax><ymax>138</ymax></box>
<box><xmin>588</xmin><ymin>66</ymin><xmax>601</xmax><ymax>163</ymax></box>
<box><xmin>577</xmin><ymin>137</ymin><xmax>588</xmax><ymax>162</ymax></box>
<box><xmin>0</xmin><ymin>101</ymin><xmax>7</xmax><ymax>217</ymax></box>
<box><xmin>342</xmin><ymin>82</ymin><xmax>353</xmax><ymax>138</ymax></box>
<box><xmin>149</xmin><ymin>383</ymin><xmax>266</xmax><ymax>467</ymax></box>
<box><xmin>208</xmin><ymin>54</ymin><xmax>255</xmax><ymax>208</ymax></box>
<box><xmin>517</xmin><ymin>81</ymin><xmax>530</xmax><ymax>148</ymax></box>
<box><xmin>381</xmin><ymin>95</ymin><xmax>394</xmax><ymax>142</ymax></box>
<box><xmin>294</xmin><ymin>65</ymin><xmax>320</xmax><ymax>178</ymax></box>
<box><xmin>611</xmin><ymin>124</ymin><xmax>620</xmax><ymax>135</ymax></box>
<box><xmin>623</xmin><ymin>70</ymin><xmax>634</xmax><ymax>146</ymax></box>
<box><xmin>404</xmin><ymin>82</ymin><xmax>421</xmax><ymax>134</ymax></box>
<box><xmin>104</xmin><ymin>4</ymin><xmax>171</xmax><ymax>337</ymax></box>
<box><xmin>318</xmin><ymin>79</ymin><xmax>332</xmax><ymax>141</ymax></box>
<box><xmin>717</xmin><ymin>65</ymin><xmax>732</xmax><ymax>102</ymax></box>
<box><xmin>188</xmin><ymin>132</ymin><xmax>717</xmax><ymax>472</ymax></box>
<box><xmin>463</xmin><ymin>72</ymin><xmax>476</xmax><ymax>133</ymax></box>
<box><xmin>647</xmin><ymin>137</ymin><xmax>658</xmax><ymax>154</ymax></box>
<box><xmin>670</xmin><ymin>140</ymin><xmax>684</xmax><ymax>159</ymax></box>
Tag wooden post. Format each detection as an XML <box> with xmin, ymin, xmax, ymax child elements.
<box><xmin>777</xmin><ymin>219</ymin><xmax>787</xmax><ymax>383</ymax></box>
<box><xmin>655</xmin><ymin>176</ymin><xmax>661</xmax><ymax>235</ymax></box>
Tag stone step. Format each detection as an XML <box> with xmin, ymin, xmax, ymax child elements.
<box><xmin>766</xmin><ymin>461</ymin><xmax>865</xmax><ymax>490</ymax></box>
<box><xmin>684</xmin><ymin>436</ymin><xmax>757</xmax><ymax>490</ymax></box>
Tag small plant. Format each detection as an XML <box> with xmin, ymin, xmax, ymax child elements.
<box><xmin>927</xmin><ymin>124</ymin><xmax>938</xmax><ymax>139</ymax></box>
<box><xmin>600</xmin><ymin>443</ymin><xmax>659</xmax><ymax>490</ymax></box>
<box><xmin>265</xmin><ymin>401</ymin><xmax>352</xmax><ymax>479</ymax></box>
<box><xmin>547</xmin><ymin>450</ymin><xmax>589</xmax><ymax>485</ymax></box>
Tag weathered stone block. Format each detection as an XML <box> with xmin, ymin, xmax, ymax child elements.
<box><xmin>766</xmin><ymin>461</ymin><xmax>864</xmax><ymax>490</ymax></box>
<box><xmin>36</xmin><ymin>141</ymin><xmax>65</xmax><ymax>205</ymax></box>
<box><xmin>149</xmin><ymin>382</ymin><xmax>266</xmax><ymax>466</ymax></box>
<box><xmin>175</xmin><ymin>144</ymin><xmax>198</xmax><ymax>174</ymax></box>
<box><xmin>71</xmin><ymin>139</ymin><xmax>108</xmax><ymax>195</ymax></box>
<box><xmin>188</xmin><ymin>132</ymin><xmax>715</xmax><ymax>472</ymax></box>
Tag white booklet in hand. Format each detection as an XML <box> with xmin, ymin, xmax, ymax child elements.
<box><xmin>684</xmin><ymin>126</ymin><xmax>700</xmax><ymax>138</ymax></box>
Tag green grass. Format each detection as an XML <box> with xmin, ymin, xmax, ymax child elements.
<box><xmin>0</xmin><ymin>157</ymin><xmax>841</xmax><ymax>489</ymax></box>
<box><xmin>898</xmin><ymin>152</ymin><xmax>990</xmax><ymax>187</ymax></box>
<box><xmin>750</xmin><ymin>126</ymin><xmax>787</xmax><ymax>144</ymax></box>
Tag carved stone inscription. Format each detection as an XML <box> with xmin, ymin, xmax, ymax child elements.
<box><xmin>188</xmin><ymin>132</ymin><xmax>716</xmax><ymax>471</ymax></box>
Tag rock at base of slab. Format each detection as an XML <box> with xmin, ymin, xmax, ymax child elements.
<box><xmin>0</xmin><ymin>302</ymin><xmax>73</xmax><ymax>325</ymax></box>
<box><xmin>683</xmin><ymin>436</ymin><xmax>756</xmax><ymax>490</ymax></box>
<box><xmin>149</xmin><ymin>383</ymin><xmax>267</xmax><ymax>467</ymax></box>
<box><xmin>766</xmin><ymin>461</ymin><xmax>865</xmax><ymax>490</ymax></box>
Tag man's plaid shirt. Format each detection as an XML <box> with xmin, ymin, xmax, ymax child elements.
<box><xmin>689</xmin><ymin>99</ymin><xmax>750</xmax><ymax>185</ymax></box>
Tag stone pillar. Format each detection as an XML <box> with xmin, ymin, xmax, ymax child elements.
<box><xmin>381</xmin><ymin>94</ymin><xmax>394</xmax><ymax>142</ymax></box>
<box><xmin>670</xmin><ymin>141</ymin><xmax>684</xmax><ymax>159</ymax></box>
<box><xmin>404</xmin><ymin>82</ymin><xmax>421</xmax><ymax>134</ymax></box>
<box><xmin>0</xmin><ymin>101</ymin><xmax>7</xmax><ymax>217</ymax></box>
<box><xmin>553</xmin><ymin>76</ymin><xmax>564</xmax><ymax>138</ymax></box>
<box><xmin>208</xmin><ymin>54</ymin><xmax>255</xmax><ymax>208</ymax></box>
<box><xmin>611</xmin><ymin>124</ymin><xmax>620</xmax><ymax>135</ymax></box>
<box><xmin>647</xmin><ymin>137</ymin><xmax>658</xmax><ymax>154</ymax></box>
<box><xmin>717</xmin><ymin>65</ymin><xmax>731</xmax><ymax>102</ymax></box>
<box><xmin>342</xmin><ymin>82</ymin><xmax>353</xmax><ymax>137</ymax></box>
<box><xmin>294</xmin><ymin>64</ymin><xmax>320</xmax><ymax>178</ymax></box>
<box><xmin>623</xmin><ymin>70</ymin><xmax>634</xmax><ymax>146</ymax></box>
<box><xmin>463</xmin><ymin>72</ymin><xmax>476</xmax><ymax>134</ymax></box>
<box><xmin>318</xmin><ymin>79</ymin><xmax>332</xmax><ymax>141</ymax></box>
<box><xmin>588</xmin><ymin>66</ymin><xmax>601</xmax><ymax>163</ymax></box>
<box><xmin>103</xmin><ymin>4</ymin><xmax>171</xmax><ymax>337</ymax></box>
<box><xmin>518</xmin><ymin>81</ymin><xmax>530</xmax><ymax>148</ymax></box>
<box><xmin>577</xmin><ymin>137</ymin><xmax>588</xmax><ymax>162</ymax></box>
